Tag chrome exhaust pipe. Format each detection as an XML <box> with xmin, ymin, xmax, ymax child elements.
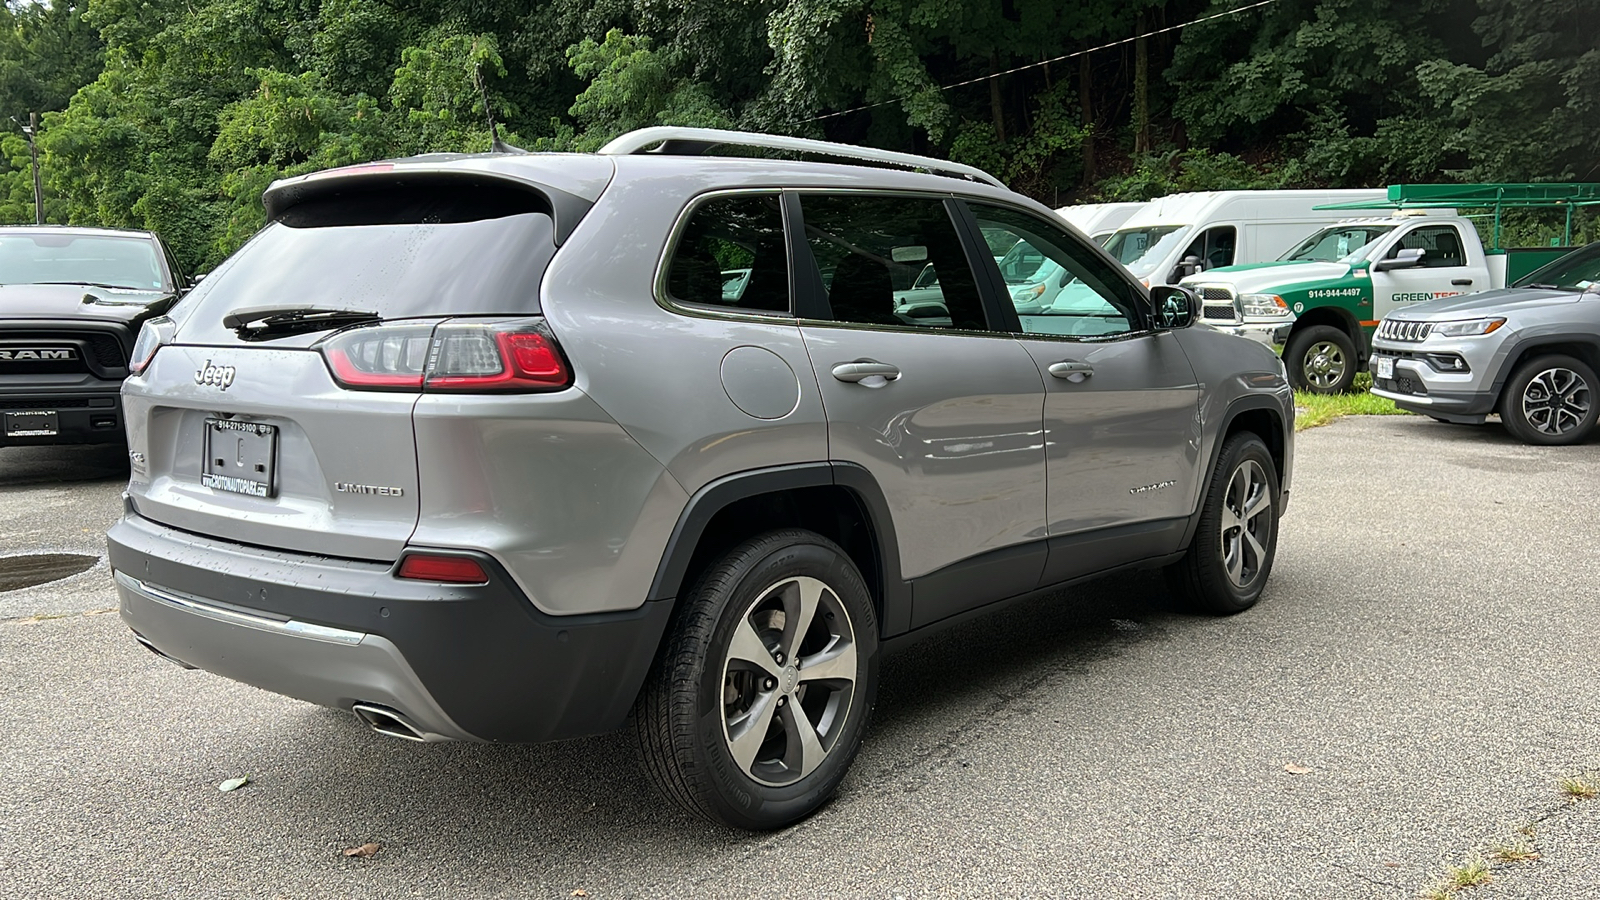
<box><xmin>132</xmin><ymin>633</ymin><xmax>197</xmax><ymax>669</ymax></box>
<box><xmin>351</xmin><ymin>703</ymin><xmax>431</xmax><ymax>742</ymax></box>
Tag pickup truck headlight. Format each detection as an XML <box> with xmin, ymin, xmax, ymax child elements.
<box><xmin>1240</xmin><ymin>293</ymin><xmax>1291</xmax><ymax>318</ymax></box>
<box><xmin>1430</xmin><ymin>317</ymin><xmax>1506</xmax><ymax>337</ymax></box>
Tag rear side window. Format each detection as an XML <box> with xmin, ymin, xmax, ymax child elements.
<box><xmin>665</xmin><ymin>194</ymin><xmax>790</xmax><ymax>313</ymax></box>
<box><xmin>174</xmin><ymin>181</ymin><xmax>558</xmax><ymax>345</ymax></box>
<box><xmin>799</xmin><ymin>194</ymin><xmax>987</xmax><ymax>331</ymax></box>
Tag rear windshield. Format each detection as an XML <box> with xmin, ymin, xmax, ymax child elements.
<box><xmin>174</xmin><ymin>186</ymin><xmax>557</xmax><ymax>345</ymax></box>
<box><xmin>0</xmin><ymin>233</ymin><xmax>165</xmax><ymax>291</ymax></box>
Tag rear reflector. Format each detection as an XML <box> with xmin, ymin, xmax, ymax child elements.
<box><xmin>397</xmin><ymin>554</ymin><xmax>489</xmax><ymax>584</ymax></box>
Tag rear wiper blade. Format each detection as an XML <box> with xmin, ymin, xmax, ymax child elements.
<box><xmin>224</xmin><ymin>306</ymin><xmax>381</xmax><ymax>340</ymax></box>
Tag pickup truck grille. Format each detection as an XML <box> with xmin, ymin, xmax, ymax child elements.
<box><xmin>1196</xmin><ymin>286</ymin><xmax>1240</xmax><ymax>323</ymax></box>
<box><xmin>0</xmin><ymin>327</ymin><xmax>127</xmax><ymax>376</ymax></box>
<box><xmin>1375</xmin><ymin>318</ymin><xmax>1432</xmax><ymax>342</ymax></box>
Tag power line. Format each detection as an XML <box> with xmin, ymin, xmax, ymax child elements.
<box><xmin>802</xmin><ymin>0</ymin><xmax>1282</xmax><ymax>124</ymax></box>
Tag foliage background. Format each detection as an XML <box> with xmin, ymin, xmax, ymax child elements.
<box><xmin>2</xmin><ymin>0</ymin><xmax>1597</xmax><ymax>271</ymax></box>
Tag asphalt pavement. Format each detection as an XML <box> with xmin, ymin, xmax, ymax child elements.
<box><xmin>1</xmin><ymin>417</ymin><xmax>1597</xmax><ymax>899</ymax></box>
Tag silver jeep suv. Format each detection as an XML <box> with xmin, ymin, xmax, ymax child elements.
<box><xmin>1370</xmin><ymin>240</ymin><xmax>1600</xmax><ymax>445</ymax></box>
<box><xmin>107</xmin><ymin>128</ymin><xmax>1294</xmax><ymax>830</ymax></box>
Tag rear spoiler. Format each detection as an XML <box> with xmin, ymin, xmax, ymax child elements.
<box><xmin>262</xmin><ymin>167</ymin><xmax>596</xmax><ymax>246</ymax></box>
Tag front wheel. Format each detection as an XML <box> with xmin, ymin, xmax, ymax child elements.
<box><xmin>1284</xmin><ymin>325</ymin><xmax>1358</xmax><ymax>394</ymax></box>
<box><xmin>1166</xmin><ymin>433</ymin><xmax>1280</xmax><ymax>615</ymax></box>
<box><xmin>1498</xmin><ymin>355</ymin><xmax>1597</xmax><ymax>445</ymax></box>
<box><xmin>634</xmin><ymin>529</ymin><xmax>879</xmax><ymax>830</ymax></box>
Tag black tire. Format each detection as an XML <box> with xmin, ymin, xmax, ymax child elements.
<box><xmin>1166</xmin><ymin>432</ymin><xmax>1280</xmax><ymax>615</ymax></box>
<box><xmin>633</xmin><ymin>529</ymin><xmax>879</xmax><ymax>830</ymax></box>
<box><xmin>1284</xmin><ymin>324</ymin><xmax>1358</xmax><ymax>394</ymax></box>
<box><xmin>1498</xmin><ymin>354</ymin><xmax>1598</xmax><ymax>446</ymax></box>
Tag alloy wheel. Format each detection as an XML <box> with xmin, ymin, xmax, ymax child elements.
<box><xmin>1302</xmin><ymin>341</ymin><xmax>1347</xmax><ymax>390</ymax></box>
<box><xmin>1520</xmin><ymin>367</ymin><xmax>1591</xmax><ymax>436</ymax></box>
<box><xmin>1219</xmin><ymin>459</ymin><xmax>1272</xmax><ymax>589</ymax></box>
<box><xmin>719</xmin><ymin>575</ymin><xmax>859</xmax><ymax>787</ymax></box>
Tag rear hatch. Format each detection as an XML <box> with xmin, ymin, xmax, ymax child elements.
<box><xmin>124</xmin><ymin>162</ymin><xmax>608</xmax><ymax>561</ymax></box>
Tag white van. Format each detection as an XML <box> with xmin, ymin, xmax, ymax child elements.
<box><xmin>1055</xmin><ymin>202</ymin><xmax>1145</xmax><ymax>244</ymax></box>
<box><xmin>1103</xmin><ymin>189</ymin><xmax>1389</xmax><ymax>287</ymax></box>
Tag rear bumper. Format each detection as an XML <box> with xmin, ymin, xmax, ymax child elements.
<box><xmin>0</xmin><ymin>387</ymin><xmax>125</xmax><ymax>445</ymax></box>
<box><xmin>108</xmin><ymin>511</ymin><xmax>674</xmax><ymax>743</ymax></box>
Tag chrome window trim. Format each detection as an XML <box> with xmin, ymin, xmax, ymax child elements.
<box><xmin>653</xmin><ymin>188</ymin><xmax>796</xmax><ymax>323</ymax></box>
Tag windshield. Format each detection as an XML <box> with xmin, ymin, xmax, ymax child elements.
<box><xmin>1103</xmin><ymin>225</ymin><xmax>1188</xmax><ymax>277</ymax></box>
<box><xmin>1280</xmin><ymin>225</ymin><xmax>1396</xmax><ymax>263</ymax></box>
<box><xmin>1514</xmin><ymin>242</ymin><xmax>1600</xmax><ymax>291</ymax></box>
<box><xmin>0</xmin><ymin>233</ymin><xmax>165</xmax><ymax>291</ymax></box>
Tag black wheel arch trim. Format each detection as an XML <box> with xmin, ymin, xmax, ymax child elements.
<box><xmin>1179</xmin><ymin>395</ymin><xmax>1289</xmax><ymax>550</ymax></box>
<box><xmin>646</xmin><ymin>462</ymin><xmax>911</xmax><ymax>634</ymax></box>
<box><xmin>1486</xmin><ymin>335</ymin><xmax>1600</xmax><ymax>397</ymax></box>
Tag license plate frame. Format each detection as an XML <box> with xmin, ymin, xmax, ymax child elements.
<box><xmin>1374</xmin><ymin>356</ymin><xmax>1395</xmax><ymax>380</ymax></box>
<box><xmin>201</xmin><ymin>418</ymin><xmax>278</xmax><ymax>498</ymax></box>
<box><xmin>3</xmin><ymin>410</ymin><xmax>58</xmax><ymax>437</ymax></box>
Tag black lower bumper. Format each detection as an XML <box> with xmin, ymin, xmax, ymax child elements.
<box><xmin>107</xmin><ymin>512</ymin><xmax>674</xmax><ymax>743</ymax></box>
<box><xmin>0</xmin><ymin>389</ymin><xmax>125</xmax><ymax>446</ymax></box>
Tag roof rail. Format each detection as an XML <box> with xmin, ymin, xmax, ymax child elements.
<box><xmin>596</xmin><ymin>127</ymin><xmax>1006</xmax><ymax>189</ymax></box>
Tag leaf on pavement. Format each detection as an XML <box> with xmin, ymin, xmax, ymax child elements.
<box><xmin>218</xmin><ymin>776</ymin><xmax>251</xmax><ymax>792</ymax></box>
<box><xmin>342</xmin><ymin>842</ymin><xmax>382</xmax><ymax>858</ymax></box>
<box><xmin>1284</xmin><ymin>763</ymin><xmax>1313</xmax><ymax>775</ymax></box>
<box><xmin>571</xmin><ymin>890</ymin><xmax>589</xmax><ymax>897</ymax></box>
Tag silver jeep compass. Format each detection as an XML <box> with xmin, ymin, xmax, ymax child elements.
<box><xmin>108</xmin><ymin>128</ymin><xmax>1294</xmax><ymax>830</ymax></box>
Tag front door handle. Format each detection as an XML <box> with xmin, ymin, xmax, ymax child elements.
<box><xmin>1451</xmin><ymin>278</ymin><xmax>1473</xmax><ymax>286</ymax></box>
<box><xmin>1048</xmin><ymin>361</ymin><xmax>1094</xmax><ymax>382</ymax></box>
<box><xmin>832</xmin><ymin>361</ymin><xmax>901</xmax><ymax>383</ymax></box>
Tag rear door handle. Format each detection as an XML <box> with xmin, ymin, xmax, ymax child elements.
<box><xmin>831</xmin><ymin>361</ymin><xmax>901</xmax><ymax>383</ymax></box>
<box><xmin>1451</xmin><ymin>278</ymin><xmax>1473</xmax><ymax>286</ymax></box>
<box><xmin>1048</xmin><ymin>361</ymin><xmax>1094</xmax><ymax>381</ymax></box>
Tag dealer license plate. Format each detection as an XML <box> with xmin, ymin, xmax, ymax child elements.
<box><xmin>1374</xmin><ymin>356</ymin><xmax>1395</xmax><ymax>380</ymax></box>
<box><xmin>4</xmin><ymin>410</ymin><xmax>58</xmax><ymax>437</ymax></box>
<box><xmin>201</xmin><ymin>418</ymin><xmax>278</xmax><ymax>497</ymax></box>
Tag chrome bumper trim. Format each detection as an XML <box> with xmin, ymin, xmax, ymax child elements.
<box><xmin>112</xmin><ymin>570</ymin><xmax>366</xmax><ymax>646</ymax></box>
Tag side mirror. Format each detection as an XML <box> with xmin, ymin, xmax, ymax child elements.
<box><xmin>1150</xmin><ymin>285</ymin><xmax>1199</xmax><ymax>330</ymax></box>
<box><xmin>1170</xmin><ymin>254</ymin><xmax>1206</xmax><ymax>283</ymax></box>
<box><xmin>1374</xmin><ymin>248</ymin><xmax>1426</xmax><ymax>272</ymax></box>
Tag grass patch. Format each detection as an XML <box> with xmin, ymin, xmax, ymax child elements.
<box><xmin>1295</xmin><ymin>373</ymin><xmax>1411</xmax><ymax>431</ymax></box>
<box><xmin>1422</xmin><ymin>857</ymin><xmax>1493</xmax><ymax>897</ymax></box>
<box><xmin>1489</xmin><ymin>838</ymin><xmax>1540</xmax><ymax>864</ymax></box>
<box><xmin>1559</xmin><ymin>775</ymin><xmax>1598</xmax><ymax>800</ymax></box>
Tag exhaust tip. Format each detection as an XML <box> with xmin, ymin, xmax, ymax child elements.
<box><xmin>351</xmin><ymin>703</ymin><xmax>430</xmax><ymax>742</ymax></box>
<box><xmin>132</xmin><ymin>633</ymin><xmax>197</xmax><ymax>670</ymax></box>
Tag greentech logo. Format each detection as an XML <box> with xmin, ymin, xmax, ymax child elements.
<box><xmin>1391</xmin><ymin>291</ymin><xmax>1463</xmax><ymax>303</ymax></box>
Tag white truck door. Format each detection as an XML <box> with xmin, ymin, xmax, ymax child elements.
<box><xmin>1370</xmin><ymin>222</ymin><xmax>1488</xmax><ymax>321</ymax></box>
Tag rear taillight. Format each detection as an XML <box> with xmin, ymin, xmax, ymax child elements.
<box><xmin>318</xmin><ymin>318</ymin><xmax>571</xmax><ymax>393</ymax></box>
<box><xmin>128</xmin><ymin>316</ymin><xmax>176</xmax><ymax>374</ymax></box>
<box><xmin>397</xmin><ymin>553</ymin><xmax>489</xmax><ymax>584</ymax></box>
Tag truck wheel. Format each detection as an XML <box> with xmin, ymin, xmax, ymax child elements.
<box><xmin>634</xmin><ymin>529</ymin><xmax>878</xmax><ymax>830</ymax></box>
<box><xmin>1284</xmin><ymin>325</ymin><xmax>1357</xmax><ymax>394</ymax></box>
<box><xmin>1166</xmin><ymin>432</ymin><xmax>1280</xmax><ymax>615</ymax></box>
<box><xmin>1498</xmin><ymin>355</ymin><xmax>1597</xmax><ymax>445</ymax></box>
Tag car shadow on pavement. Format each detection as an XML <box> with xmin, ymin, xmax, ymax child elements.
<box><xmin>219</xmin><ymin>568</ymin><xmax>1201</xmax><ymax>873</ymax></box>
<box><xmin>0</xmin><ymin>443</ymin><xmax>130</xmax><ymax>487</ymax></box>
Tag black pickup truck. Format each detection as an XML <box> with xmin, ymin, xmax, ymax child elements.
<box><xmin>1</xmin><ymin>226</ymin><xmax>186</xmax><ymax>447</ymax></box>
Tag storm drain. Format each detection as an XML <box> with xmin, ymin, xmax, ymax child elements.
<box><xmin>0</xmin><ymin>553</ymin><xmax>98</xmax><ymax>592</ymax></box>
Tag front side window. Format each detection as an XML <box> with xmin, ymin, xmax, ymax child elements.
<box><xmin>0</xmin><ymin>233</ymin><xmax>166</xmax><ymax>291</ymax></box>
<box><xmin>798</xmin><ymin>194</ymin><xmax>987</xmax><ymax>331</ymax></box>
<box><xmin>1390</xmin><ymin>225</ymin><xmax>1466</xmax><ymax>268</ymax></box>
<box><xmin>666</xmin><ymin>194</ymin><xmax>790</xmax><ymax>313</ymax></box>
<box><xmin>971</xmin><ymin>204</ymin><xmax>1144</xmax><ymax>339</ymax></box>
<box><xmin>1182</xmin><ymin>226</ymin><xmax>1236</xmax><ymax>271</ymax></box>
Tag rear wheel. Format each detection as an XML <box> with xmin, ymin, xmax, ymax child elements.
<box><xmin>1284</xmin><ymin>325</ymin><xmax>1358</xmax><ymax>394</ymax></box>
<box><xmin>634</xmin><ymin>529</ymin><xmax>878</xmax><ymax>830</ymax></box>
<box><xmin>1167</xmin><ymin>433</ymin><xmax>1280</xmax><ymax>615</ymax></box>
<box><xmin>1499</xmin><ymin>355</ymin><xmax>1597</xmax><ymax>445</ymax></box>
